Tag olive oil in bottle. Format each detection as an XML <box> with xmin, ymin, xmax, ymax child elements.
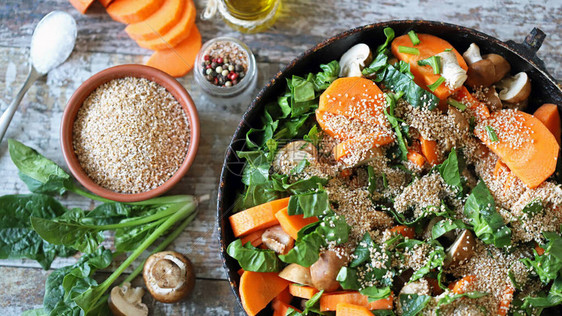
<box><xmin>223</xmin><ymin>0</ymin><xmax>281</xmax><ymax>33</ymax></box>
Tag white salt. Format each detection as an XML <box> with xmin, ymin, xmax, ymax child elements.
<box><xmin>30</xmin><ymin>11</ymin><xmax>76</xmax><ymax>74</ymax></box>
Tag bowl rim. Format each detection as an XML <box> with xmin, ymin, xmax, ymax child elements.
<box><xmin>217</xmin><ymin>19</ymin><xmax>562</xmax><ymax>313</ymax></box>
<box><xmin>61</xmin><ymin>64</ymin><xmax>200</xmax><ymax>203</ymax></box>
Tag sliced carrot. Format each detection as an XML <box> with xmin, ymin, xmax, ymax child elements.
<box><xmin>316</xmin><ymin>77</ymin><xmax>389</xmax><ymax>140</ymax></box>
<box><xmin>275</xmin><ymin>207</ymin><xmax>319</xmax><ymax>240</ymax></box>
<box><xmin>497</xmin><ymin>285</ymin><xmax>515</xmax><ymax>316</ymax></box>
<box><xmin>420</xmin><ymin>136</ymin><xmax>441</xmax><ymax>165</ymax></box>
<box><xmin>273</xmin><ymin>300</ymin><xmax>301</xmax><ymax>316</ymax></box>
<box><xmin>407</xmin><ymin>149</ymin><xmax>426</xmax><ymax>167</ymax></box>
<box><xmin>390</xmin><ymin>225</ymin><xmax>415</xmax><ymax>239</ymax></box>
<box><xmin>229</xmin><ymin>197</ymin><xmax>290</xmax><ymax>238</ymax></box>
<box><xmin>535</xmin><ymin>243</ymin><xmax>545</xmax><ymax>256</ymax></box>
<box><xmin>136</xmin><ymin>0</ymin><xmax>196</xmax><ymax>50</ymax></box>
<box><xmin>333</xmin><ymin>133</ymin><xmax>393</xmax><ymax>162</ymax></box>
<box><xmin>533</xmin><ymin>103</ymin><xmax>561</xmax><ymax>145</ymax></box>
<box><xmin>475</xmin><ymin>110</ymin><xmax>559</xmax><ymax>188</ymax></box>
<box><xmin>391</xmin><ymin>33</ymin><xmax>467</xmax><ymax>100</ymax></box>
<box><xmin>320</xmin><ymin>291</ymin><xmax>393</xmax><ymax>312</ymax></box>
<box><xmin>452</xmin><ymin>86</ymin><xmax>490</xmax><ymax>121</ymax></box>
<box><xmin>107</xmin><ymin>0</ymin><xmax>165</xmax><ymax>24</ymax></box>
<box><xmin>98</xmin><ymin>0</ymin><xmax>113</xmax><ymax>7</ymax></box>
<box><xmin>125</xmin><ymin>0</ymin><xmax>186</xmax><ymax>40</ymax></box>
<box><xmin>145</xmin><ymin>25</ymin><xmax>201</xmax><ymax>77</ymax></box>
<box><xmin>449</xmin><ymin>275</ymin><xmax>476</xmax><ymax>294</ymax></box>
<box><xmin>69</xmin><ymin>0</ymin><xmax>95</xmax><ymax>14</ymax></box>
<box><xmin>237</xmin><ymin>268</ymin><xmax>244</xmax><ymax>276</ymax></box>
<box><xmin>240</xmin><ymin>229</ymin><xmax>265</xmax><ymax>247</ymax></box>
<box><xmin>493</xmin><ymin>160</ymin><xmax>516</xmax><ymax>191</ymax></box>
<box><xmin>239</xmin><ymin>271</ymin><xmax>291</xmax><ymax>316</ymax></box>
<box><xmin>289</xmin><ymin>284</ymin><xmax>319</xmax><ymax>299</ymax></box>
<box><xmin>336</xmin><ymin>302</ymin><xmax>374</xmax><ymax>316</ymax></box>
<box><xmin>274</xmin><ymin>287</ymin><xmax>293</xmax><ymax>305</ymax></box>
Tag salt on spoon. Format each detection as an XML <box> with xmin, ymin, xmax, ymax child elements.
<box><xmin>0</xmin><ymin>11</ymin><xmax>77</xmax><ymax>144</ymax></box>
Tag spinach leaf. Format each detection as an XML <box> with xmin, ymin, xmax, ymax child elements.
<box><xmin>303</xmin><ymin>125</ymin><xmax>320</xmax><ymax>146</ymax></box>
<box><xmin>522</xmin><ymin>275</ymin><xmax>562</xmax><ymax>310</ymax></box>
<box><xmin>336</xmin><ymin>266</ymin><xmax>361</xmax><ymax>290</ymax></box>
<box><xmin>384</xmin><ymin>93</ymin><xmax>409</xmax><ymax>161</ymax></box>
<box><xmin>521</xmin><ymin>199</ymin><xmax>543</xmax><ymax>217</ymax></box>
<box><xmin>438</xmin><ymin>148</ymin><xmax>464</xmax><ymax>195</ymax></box>
<box><xmin>431</xmin><ymin>218</ymin><xmax>467</xmax><ymax>240</ymax></box>
<box><xmin>227</xmin><ymin>239</ymin><xmax>281</xmax><ymax>272</ymax></box>
<box><xmin>31</xmin><ymin>216</ymin><xmax>105</xmax><ymax>254</ymax></box>
<box><xmin>360</xmin><ymin>285</ymin><xmax>392</xmax><ymax>302</ymax></box>
<box><xmin>350</xmin><ymin>232</ymin><xmax>373</xmax><ymax>267</ymax></box>
<box><xmin>291</xmin><ymin>74</ymin><xmax>316</xmax><ymax>104</ymax></box>
<box><xmin>399</xmin><ymin>293</ymin><xmax>431</xmax><ymax>316</ymax></box>
<box><xmin>288</xmin><ymin>191</ymin><xmax>330</xmax><ymax>218</ymax></box>
<box><xmin>8</xmin><ymin>139</ymin><xmax>74</xmax><ymax>195</ymax></box>
<box><xmin>410</xmin><ymin>241</ymin><xmax>445</xmax><ymax>282</ymax></box>
<box><xmin>521</xmin><ymin>231</ymin><xmax>562</xmax><ymax>284</ymax></box>
<box><xmin>313</xmin><ymin>60</ymin><xmax>339</xmax><ymax>90</ymax></box>
<box><xmin>287</xmin><ymin>290</ymin><xmax>324</xmax><ymax>315</ymax></box>
<box><xmin>464</xmin><ymin>180</ymin><xmax>511</xmax><ymax>248</ymax></box>
<box><xmin>436</xmin><ymin>291</ymin><xmax>488</xmax><ymax>309</ymax></box>
<box><xmin>382</xmin><ymin>65</ymin><xmax>439</xmax><ymax>110</ymax></box>
<box><xmin>279</xmin><ymin>229</ymin><xmax>324</xmax><ymax>267</ymax></box>
<box><xmin>0</xmin><ymin>194</ymin><xmax>76</xmax><ymax>269</ymax></box>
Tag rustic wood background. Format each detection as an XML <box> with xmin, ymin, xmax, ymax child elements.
<box><xmin>0</xmin><ymin>0</ymin><xmax>560</xmax><ymax>314</ymax></box>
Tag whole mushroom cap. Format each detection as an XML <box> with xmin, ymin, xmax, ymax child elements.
<box><xmin>143</xmin><ymin>251</ymin><xmax>195</xmax><ymax>303</ymax></box>
<box><xmin>310</xmin><ymin>249</ymin><xmax>348</xmax><ymax>291</ymax></box>
<box><xmin>482</xmin><ymin>54</ymin><xmax>511</xmax><ymax>83</ymax></box>
<box><xmin>466</xmin><ymin>59</ymin><xmax>496</xmax><ymax>88</ymax></box>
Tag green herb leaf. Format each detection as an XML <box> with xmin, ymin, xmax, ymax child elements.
<box><xmin>360</xmin><ymin>285</ymin><xmax>392</xmax><ymax>302</ymax></box>
<box><xmin>408</xmin><ymin>30</ymin><xmax>420</xmax><ymax>45</ymax></box>
<box><xmin>384</xmin><ymin>93</ymin><xmax>409</xmax><ymax>161</ymax></box>
<box><xmin>398</xmin><ymin>46</ymin><xmax>420</xmax><ymax>55</ymax></box>
<box><xmin>521</xmin><ymin>231</ymin><xmax>562</xmax><ymax>284</ymax></box>
<box><xmin>522</xmin><ymin>199</ymin><xmax>543</xmax><ymax>217</ymax></box>
<box><xmin>436</xmin><ymin>291</ymin><xmax>488</xmax><ymax>308</ymax></box>
<box><xmin>350</xmin><ymin>232</ymin><xmax>373</xmax><ymax>267</ymax></box>
<box><xmin>227</xmin><ymin>239</ymin><xmax>281</xmax><ymax>272</ymax></box>
<box><xmin>437</xmin><ymin>148</ymin><xmax>464</xmax><ymax>195</ymax></box>
<box><xmin>399</xmin><ymin>293</ymin><xmax>431</xmax><ymax>316</ymax></box>
<box><xmin>313</xmin><ymin>60</ymin><xmax>339</xmax><ymax>91</ymax></box>
<box><xmin>432</xmin><ymin>218</ymin><xmax>467</xmax><ymax>240</ymax></box>
<box><xmin>417</xmin><ymin>56</ymin><xmax>441</xmax><ymax>74</ymax></box>
<box><xmin>447</xmin><ymin>98</ymin><xmax>467</xmax><ymax>111</ymax></box>
<box><xmin>485</xmin><ymin>126</ymin><xmax>499</xmax><ymax>142</ymax></box>
<box><xmin>279</xmin><ymin>230</ymin><xmax>324</xmax><ymax>267</ymax></box>
<box><xmin>464</xmin><ymin>180</ymin><xmax>512</xmax><ymax>248</ymax></box>
<box><xmin>336</xmin><ymin>266</ymin><xmax>361</xmax><ymax>290</ymax></box>
<box><xmin>381</xmin><ymin>65</ymin><xmax>439</xmax><ymax>110</ymax></box>
<box><xmin>427</xmin><ymin>76</ymin><xmax>445</xmax><ymax>92</ymax></box>
<box><xmin>288</xmin><ymin>191</ymin><xmax>331</xmax><ymax>218</ymax></box>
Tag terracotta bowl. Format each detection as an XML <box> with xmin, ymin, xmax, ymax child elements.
<box><xmin>61</xmin><ymin>64</ymin><xmax>200</xmax><ymax>202</ymax></box>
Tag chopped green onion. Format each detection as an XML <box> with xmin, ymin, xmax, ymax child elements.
<box><xmin>408</xmin><ymin>30</ymin><xmax>420</xmax><ymax>45</ymax></box>
<box><xmin>486</xmin><ymin>126</ymin><xmax>499</xmax><ymax>142</ymax></box>
<box><xmin>427</xmin><ymin>76</ymin><xmax>445</xmax><ymax>91</ymax></box>
<box><xmin>444</xmin><ymin>48</ymin><xmax>453</xmax><ymax>52</ymax></box>
<box><xmin>417</xmin><ymin>56</ymin><xmax>441</xmax><ymax>74</ymax></box>
<box><xmin>398</xmin><ymin>46</ymin><xmax>419</xmax><ymax>55</ymax></box>
<box><xmin>447</xmin><ymin>98</ymin><xmax>467</xmax><ymax>111</ymax></box>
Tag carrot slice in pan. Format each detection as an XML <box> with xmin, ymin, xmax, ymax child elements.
<box><xmin>136</xmin><ymin>0</ymin><xmax>196</xmax><ymax>50</ymax></box>
<box><xmin>391</xmin><ymin>33</ymin><xmax>467</xmax><ymax>101</ymax></box>
<box><xmin>452</xmin><ymin>86</ymin><xmax>490</xmax><ymax>121</ymax></box>
<box><xmin>420</xmin><ymin>136</ymin><xmax>442</xmax><ymax>165</ymax></box>
<box><xmin>125</xmin><ymin>0</ymin><xmax>186</xmax><ymax>40</ymax></box>
<box><xmin>275</xmin><ymin>207</ymin><xmax>319</xmax><ymax>240</ymax></box>
<box><xmin>497</xmin><ymin>285</ymin><xmax>515</xmax><ymax>316</ymax></box>
<box><xmin>273</xmin><ymin>300</ymin><xmax>301</xmax><ymax>316</ymax></box>
<box><xmin>239</xmin><ymin>271</ymin><xmax>291</xmax><ymax>316</ymax></box>
<box><xmin>336</xmin><ymin>302</ymin><xmax>373</xmax><ymax>316</ymax></box>
<box><xmin>289</xmin><ymin>284</ymin><xmax>319</xmax><ymax>299</ymax></box>
<box><xmin>333</xmin><ymin>133</ymin><xmax>393</xmax><ymax>162</ymax></box>
<box><xmin>229</xmin><ymin>197</ymin><xmax>289</xmax><ymax>238</ymax></box>
<box><xmin>146</xmin><ymin>25</ymin><xmax>202</xmax><ymax>77</ymax></box>
<box><xmin>320</xmin><ymin>291</ymin><xmax>393</xmax><ymax>312</ymax></box>
<box><xmin>239</xmin><ymin>229</ymin><xmax>265</xmax><ymax>247</ymax></box>
<box><xmin>98</xmin><ymin>0</ymin><xmax>113</xmax><ymax>7</ymax></box>
<box><xmin>390</xmin><ymin>225</ymin><xmax>415</xmax><ymax>239</ymax></box>
<box><xmin>533</xmin><ymin>103</ymin><xmax>561</xmax><ymax>145</ymax></box>
<box><xmin>475</xmin><ymin>110</ymin><xmax>559</xmax><ymax>189</ymax></box>
<box><xmin>407</xmin><ymin>149</ymin><xmax>426</xmax><ymax>167</ymax></box>
<box><xmin>107</xmin><ymin>0</ymin><xmax>165</xmax><ymax>24</ymax></box>
<box><xmin>449</xmin><ymin>275</ymin><xmax>476</xmax><ymax>294</ymax></box>
<box><xmin>68</xmin><ymin>0</ymin><xmax>95</xmax><ymax>14</ymax></box>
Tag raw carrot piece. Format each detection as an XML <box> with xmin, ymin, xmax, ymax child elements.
<box><xmin>452</xmin><ymin>86</ymin><xmax>490</xmax><ymax>121</ymax></box>
<box><xmin>333</xmin><ymin>133</ymin><xmax>393</xmax><ymax>162</ymax></box>
<box><xmin>316</xmin><ymin>77</ymin><xmax>390</xmax><ymax>140</ymax></box>
<box><xmin>136</xmin><ymin>0</ymin><xmax>196</xmax><ymax>50</ymax></box>
<box><xmin>273</xmin><ymin>300</ymin><xmax>301</xmax><ymax>316</ymax></box>
<box><xmin>98</xmin><ymin>0</ymin><xmax>113</xmax><ymax>7</ymax></box>
<box><xmin>69</xmin><ymin>0</ymin><xmax>95</xmax><ymax>14</ymax></box>
<box><xmin>229</xmin><ymin>197</ymin><xmax>290</xmax><ymax>238</ymax></box>
<box><xmin>240</xmin><ymin>229</ymin><xmax>265</xmax><ymax>247</ymax></box>
<box><xmin>390</xmin><ymin>225</ymin><xmax>415</xmax><ymax>239</ymax></box>
<box><xmin>125</xmin><ymin>0</ymin><xmax>186</xmax><ymax>40</ymax></box>
<box><xmin>420</xmin><ymin>136</ymin><xmax>441</xmax><ymax>165</ymax></box>
<box><xmin>449</xmin><ymin>275</ymin><xmax>476</xmax><ymax>294</ymax></box>
<box><xmin>407</xmin><ymin>149</ymin><xmax>426</xmax><ymax>167</ymax></box>
<box><xmin>533</xmin><ymin>103</ymin><xmax>561</xmax><ymax>145</ymax></box>
<box><xmin>535</xmin><ymin>243</ymin><xmax>545</xmax><ymax>256</ymax></box>
<box><xmin>275</xmin><ymin>207</ymin><xmax>319</xmax><ymax>240</ymax></box>
<box><xmin>274</xmin><ymin>287</ymin><xmax>293</xmax><ymax>305</ymax></box>
<box><xmin>320</xmin><ymin>291</ymin><xmax>393</xmax><ymax>312</ymax></box>
<box><xmin>336</xmin><ymin>302</ymin><xmax>373</xmax><ymax>316</ymax></box>
<box><xmin>475</xmin><ymin>110</ymin><xmax>559</xmax><ymax>189</ymax></box>
<box><xmin>239</xmin><ymin>271</ymin><xmax>291</xmax><ymax>316</ymax></box>
<box><xmin>493</xmin><ymin>160</ymin><xmax>516</xmax><ymax>191</ymax></box>
<box><xmin>497</xmin><ymin>286</ymin><xmax>515</xmax><ymax>316</ymax></box>
<box><xmin>107</xmin><ymin>0</ymin><xmax>165</xmax><ymax>24</ymax></box>
<box><xmin>237</xmin><ymin>268</ymin><xmax>244</xmax><ymax>276</ymax></box>
<box><xmin>146</xmin><ymin>25</ymin><xmax>201</xmax><ymax>77</ymax></box>
<box><xmin>289</xmin><ymin>284</ymin><xmax>319</xmax><ymax>299</ymax></box>
<box><xmin>391</xmin><ymin>33</ymin><xmax>467</xmax><ymax>100</ymax></box>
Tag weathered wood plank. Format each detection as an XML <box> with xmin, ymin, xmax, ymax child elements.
<box><xmin>0</xmin><ymin>0</ymin><xmax>560</xmax><ymax>79</ymax></box>
<box><xmin>0</xmin><ymin>266</ymin><xmax>245</xmax><ymax>315</ymax></box>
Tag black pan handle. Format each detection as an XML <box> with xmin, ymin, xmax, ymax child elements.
<box><xmin>506</xmin><ymin>28</ymin><xmax>548</xmax><ymax>72</ymax></box>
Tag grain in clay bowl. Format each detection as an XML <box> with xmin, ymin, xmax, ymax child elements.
<box><xmin>61</xmin><ymin>64</ymin><xmax>200</xmax><ymax>202</ymax></box>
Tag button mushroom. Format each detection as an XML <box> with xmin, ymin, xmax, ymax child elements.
<box><xmin>481</xmin><ymin>87</ymin><xmax>503</xmax><ymax>111</ymax></box>
<box><xmin>463</xmin><ymin>43</ymin><xmax>510</xmax><ymax>88</ymax></box>
<box><xmin>262</xmin><ymin>225</ymin><xmax>294</xmax><ymax>255</ymax></box>
<box><xmin>338</xmin><ymin>43</ymin><xmax>372</xmax><ymax>77</ymax></box>
<box><xmin>310</xmin><ymin>249</ymin><xmax>348</xmax><ymax>291</ymax></box>
<box><xmin>272</xmin><ymin>140</ymin><xmax>318</xmax><ymax>175</ymax></box>
<box><xmin>143</xmin><ymin>251</ymin><xmax>195</xmax><ymax>303</ymax></box>
<box><xmin>496</xmin><ymin>72</ymin><xmax>531</xmax><ymax>104</ymax></box>
<box><xmin>278</xmin><ymin>263</ymin><xmax>313</xmax><ymax>286</ymax></box>
<box><xmin>436</xmin><ymin>51</ymin><xmax>467</xmax><ymax>90</ymax></box>
<box><xmin>445</xmin><ymin>229</ymin><xmax>476</xmax><ymax>267</ymax></box>
<box><xmin>108</xmin><ymin>282</ymin><xmax>148</xmax><ymax>316</ymax></box>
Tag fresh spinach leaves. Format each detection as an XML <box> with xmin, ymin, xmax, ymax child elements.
<box><xmin>522</xmin><ymin>231</ymin><xmax>562</xmax><ymax>284</ymax></box>
<box><xmin>399</xmin><ymin>293</ymin><xmax>431</xmax><ymax>316</ymax></box>
<box><xmin>227</xmin><ymin>239</ymin><xmax>281</xmax><ymax>272</ymax></box>
<box><xmin>288</xmin><ymin>191</ymin><xmax>330</xmax><ymax>218</ymax></box>
<box><xmin>437</xmin><ymin>148</ymin><xmax>464</xmax><ymax>195</ymax></box>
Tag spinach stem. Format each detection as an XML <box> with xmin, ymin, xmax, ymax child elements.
<box><xmin>96</xmin><ymin>203</ymin><xmax>184</xmax><ymax>230</ymax></box>
<box><xmin>71</xmin><ymin>187</ymin><xmax>114</xmax><ymax>203</ymax></box>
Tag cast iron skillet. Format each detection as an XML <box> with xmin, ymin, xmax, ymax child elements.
<box><xmin>217</xmin><ymin>20</ymin><xmax>562</xmax><ymax>314</ymax></box>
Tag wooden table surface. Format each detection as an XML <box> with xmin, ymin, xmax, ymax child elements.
<box><xmin>0</xmin><ymin>0</ymin><xmax>560</xmax><ymax>314</ymax></box>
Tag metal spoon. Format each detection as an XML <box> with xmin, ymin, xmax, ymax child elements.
<box><xmin>0</xmin><ymin>11</ymin><xmax>77</xmax><ymax>144</ymax></box>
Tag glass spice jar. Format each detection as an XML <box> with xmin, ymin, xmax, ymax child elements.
<box><xmin>194</xmin><ymin>37</ymin><xmax>257</xmax><ymax>106</ymax></box>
